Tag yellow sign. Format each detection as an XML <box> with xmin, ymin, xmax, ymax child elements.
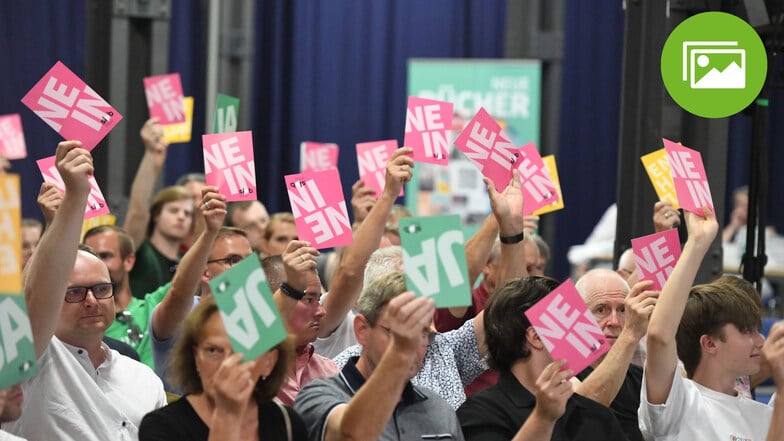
<box><xmin>80</xmin><ymin>214</ymin><xmax>117</xmax><ymax>241</ymax></box>
<box><xmin>0</xmin><ymin>174</ymin><xmax>21</xmax><ymax>294</ymax></box>
<box><xmin>533</xmin><ymin>155</ymin><xmax>564</xmax><ymax>215</ymax></box>
<box><xmin>641</xmin><ymin>148</ymin><xmax>680</xmax><ymax>209</ymax></box>
<box><xmin>163</xmin><ymin>96</ymin><xmax>194</xmax><ymax>143</ymax></box>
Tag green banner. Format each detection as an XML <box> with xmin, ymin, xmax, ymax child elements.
<box><xmin>208</xmin><ymin>254</ymin><xmax>287</xmax><ymax>361</ymax></box>
<box><xmin>213</xmin><ymin>93</ymin><xmax>240</xmax><ymax>134</ymax></box>
<box><xmin>399</xmin><ymin>215</ymin><xmax>471</xmax><ymax>308</ymax></box>
<box><xmin>0</xmin><ymin>294</ymin><xmax>37</xmax><ymax>389</ymax></box>
<box><xmin>405</xmin><ymin>59</ymin><xmax>542</xmax><ymax>224</ymax></box>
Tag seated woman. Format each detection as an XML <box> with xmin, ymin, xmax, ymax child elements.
<box><xmin>139</xmin><ymin>297</ymin><xmax>306</xmax><ymax>441</ymax></box>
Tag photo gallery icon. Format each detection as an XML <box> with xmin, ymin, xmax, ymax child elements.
<box><xmin>682</xmin><ymin>41</ymin><xmax>746</xmax><ymax>89</ymax></box>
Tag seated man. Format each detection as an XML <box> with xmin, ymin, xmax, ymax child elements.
<box><xmin>295</xmin><ymin>272</ymin><xmax>464</xmax><ymax>441</ymax></box>
<box><xmin>8</xmin><ymin>141</ymin><xmax>166</xmax><ymax>440</ymax></box>
<box><xmin>225</xmin><ymin>200</ymin><xmax>270</xmax><ymax>253</ymax></box>
<box><xmin>641</xmin><ymin>208</ymin><xmax>784</xmax><ymax>439</ymax></box>
<box><xmin>261</xmin><ymin>212</ymin><xmax>298</xmax><ymax>256</ymax></box>
<box><xmin>456</xmin><ymin>276</ymin><xmax>628</xmax><ymax>440</ymax></box>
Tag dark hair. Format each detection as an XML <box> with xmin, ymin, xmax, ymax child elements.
<box><xmin>83</xmin><ymin>225</ymin><xmax>136</xmax><ymax>259</ymax></box>
<box><xmin>676</xmin><ymin>282</ymin><xmax>761</xmax><ymax>378</ymax></box>
<box><xmin>147</xmin><ymin>186</ymin><xmax>193</xmax><ymax>237</ymax></box>
<box><xmin>710</xmin><ymin>275</ymin><xmax>762</xmax><ymax>312</ymax></box>
<box><xmin>484</xmin><ymin>276</ymin><xmax>561</xmax><ymax>371</ymax></box>
<box><xmin>168</xmin><ymin>296</ymin><xmax>294</xmax><ymax>401</ymax></box>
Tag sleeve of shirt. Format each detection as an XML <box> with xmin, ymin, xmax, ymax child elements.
<box><xmin>638</xmin><ymin>364</ymin><xmax>693</xmax><ymax>439</ymax></box>
<box><xmin>439</xmin><ymin>319</ymin><xmax>487</xmax><ymax>387</ymax></box>
<box><xmin>294</xmin><ymin>379</ymin><xmax>349</xmax><ymax>441</ymax></box>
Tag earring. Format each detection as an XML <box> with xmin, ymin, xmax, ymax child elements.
<box><xmin>262</xmin><ymin>375</ymin><xmax>267</xmax><ymax>381</ymax></box>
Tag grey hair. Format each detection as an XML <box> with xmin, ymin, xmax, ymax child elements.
<box><xmin>575</xmin><ymin>268</ymin><xmax>630</xmax><ymax>301</ymax></box>
<box><xmin>363</xmin><ymin>246</ymin><xmax>403</xmax><ymax>288</ymax></box>
<box><xmin>530</xmin><ymin>234</ymin><xmax>550</xmax><ymax>261</ymax></box>
<box><xmin>357</xmin><ymin>271</ymin><xmax>407</xmax><ymax>325</ymax></box>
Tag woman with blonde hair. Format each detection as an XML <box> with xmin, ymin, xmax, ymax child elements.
<box><xmin>140</xmin><ymin>297</ymin><xmax>306</xmax><ymax>440</ymax></box>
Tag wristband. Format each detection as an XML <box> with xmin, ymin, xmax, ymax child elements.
<box><xmin>280</xmin><ymin>282</ymin><xmax>306</xmax><ymax>300</ymax></box>
<box><xmin>499</xmin><ymin>231</ymin><xmax>525</xmax><ymax>244</ymax></box>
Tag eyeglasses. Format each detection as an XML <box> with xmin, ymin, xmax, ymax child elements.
<box><xmin>206</xmin><ymin>254</ymin><xmax>244</xmax><ymax>266</ymax></box>
<box><xmin>65</xmin><ymin>283</ymin><xmax>115</xmax><ymax>303</ymax></box>
<box><xmin>115</xmin><ymin>310</ymin><xmax>144</xmax><ymax>344</ymax></box>
<box><xmin>379</xmin><ymin>325</ymin><xmax>437</xmax><ymax>345</ymax></box>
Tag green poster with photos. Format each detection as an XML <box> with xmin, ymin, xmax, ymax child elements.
<box><xmin>208</xmin><ymin>253</ymin><xmax>286</xmax><ymax>361</ymax></box>
<box><xmin>213</xmin><ymin>93</ymin><xmax>240</xmax><ymax>133</ymax></box>
<box><xmin>399</xmin><ymin>215</ymin><xmax>471</xmax><ymax>308</ymax></box>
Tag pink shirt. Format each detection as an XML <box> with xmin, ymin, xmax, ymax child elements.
<box><xmin>276</xmin><ymin>343</ymin><xmax>339</xmax><ymax>406</ymax></box>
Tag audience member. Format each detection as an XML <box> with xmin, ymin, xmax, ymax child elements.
<box><xmin>175</xmin><ymin>172</ymin><xmax>207</xmax><ymax>250</ymax></box>
<box><xmin>262</xmin><ymin>212</ymin><xmax>298</xmax><ymax>256</ymax></box>
<box><xmin>226</xmin><ymin>200</ymin><xmax>270</xmax><ymax>253</ymax></box>
<box><xmin>20</xmin><ymin>219</ymin><xmax>41</xmax><ymax>269</ymax></box>
<box><xmin>140</xmin><ymin>297</ymin><xmax>306</xmax><ymax>440</ymax></box>
<box><xmin>530</xmin><ymin>233</ymin><xmax>549</xmax><ymax>276</ymax></box>
<box><xmin>0</xmin><ymin>384</ymin><xmax>25</xmax><ymax>440</ymax></box>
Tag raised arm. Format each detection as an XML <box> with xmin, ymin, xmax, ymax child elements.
<box><xmin>274</xmin><ymin>240</ymin><xmax>320</xmax><ymax>320</ymax></box>
<box><xmin>576</xmin><ymin>280</ymin><xmax>657</xmax><ymax>406</ymax></box>
<box><xmin>151</xmin><ymin>187</ymin><xmax>226</xmax><ymax>340</ymax></box>
<box><xmin>324</xmin><ymin>292</ymin><xmax>434</xmax><ymax>441</ymax></box>
<box><xmin>319</xmin><ymin>147</ymin><xmax>413</xmax><ymax>337</ymax></box>
<box><xmin>123</xmin><ymin>118</ymin><xmax>169</xmax><ymax>247</ymax></box>
<box><xmin>36</xmin><ymin>182</ymin><xmax>63</xmax><ymax>229</ymax></box>
<box><xmin>25</xmin><ymin>141</ymin><xmax>93</xmax><ymax>357</ymax></box>
<box><xmin>645</xmin><ymin>208</ymin><xmax>717</xmax><ymax>404</ymax></box>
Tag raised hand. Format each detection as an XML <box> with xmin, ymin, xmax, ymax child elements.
<box><xmin>684</xmin><ymin>206</ymin><xmax>718</xmax><ymax>250</ymax></box>
<box><xmin>351</xmin><ymin>179</ymin><xmax>377</xmax><ymax>225</ymax></box>
<box><xmin>37</xmin><ymin>182</ymin><xmax>64</xmax><ymax>227</ymax></box>
<box><xmin>211</xmin><ymin>352</ymin><xmax>256</xmax><ymax>416</ymax></box>
<box><xmin>485</xmin><ymin>170</ymin><xmax>525</xmax><ymax>236</ymax></box>
<box><xmin>623</xmin><ymin>280</ymin><xmax>658</xmax><ymax>340</ymax></box>
<box><xmin>55</xmin><ymin>141</ymin><xmax>92</xmax><ymax>195</ymax></box>
<box><xmin>532</xmin><ymin>359</ymin><xmax>574</xmax><ymax>422</ymax></box>
<box><xmin>281</xmin><ymin>240</ymin><xmax>320</xmax><ymax>292</ymax></box>
<box><xmin>762</xmin><ymin>322</ymin><xmax>784</xmax><ymax>393</ymax></box>
<box><xmin>139</xmin><ymin>118</ymin><xmax>169</xmax><ymax>168</ymax></box>
<box><xmin>653</xmin><ymin>201</ymin><xmax>681</xmax><ymax>233</ymax></box>
<box><xmin>385</xmin><ymin>291</ymin><xmax>435</xmax><ymax>353</ymax></box>
<box><xmin>384</xmin><ymin>147</ymin><xmax>415</xmax><ymax>197</ymax></box>
<box><xmin>198</xmin><ymin>186</ymin><xmax>227</xmax><ymax>232</ymax></box>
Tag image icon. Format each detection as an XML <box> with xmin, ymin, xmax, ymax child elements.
<box><xmin>683</xmin><ymin>41</ymin><xmax>745</xmax><ymax>89</ymax></box>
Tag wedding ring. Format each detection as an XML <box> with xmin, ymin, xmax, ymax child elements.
<box><xmin>400</xmin><ymin>165</ymin><xmax>404</xmax><ymax>171</ymax></box>
<box><xmin>204</xmin><ymin>201</ymin><xmax>211</xmax><ymax>209</ymax></box>
<box><xmin>300</xmin><ymin>254</ymin><xmax>306</xmax><ymax>263</ymax></box>
<box><xmin>664</xmin><ymin>212</ymin><xmax>670</xmax><ymax>219</ymax></box>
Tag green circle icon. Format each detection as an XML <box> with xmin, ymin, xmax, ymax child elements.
<box><xmin>661</xmin><ymin>12</ymin><xmax>767</xmax><ymax>118</ymax></box>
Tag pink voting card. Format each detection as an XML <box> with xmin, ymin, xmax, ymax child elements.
<box><xmin>524</xmin><ymin>279</ymin><xmax>611</xmax><ymax>377</ymax></box>
<box><xmin>356</xmin><ymin>140</ymin><xmax>402</xmax><ymax>198</ymax></box>
<box><xmin>404</xmin><ymin>96</ymin><xmax>452</xmax><ymax>165</ymax></box>
<box><xmin>285</xmin><ymin>169</ymin><xmax>353</xmax><ymax>249</ymax></box>
<box><xmin>631</xmin><ymin>228</ymin><xmax>682</xmax><ymax>291</ymax></box>
<box><xmin>36</xmin><ymin>155</ymin><xmax>110</xmax><ymax>219</ymax></box>
<box><xmin>144</xmin><ymin>73</ymin><xmax>186</xmax><ymax>124</ymax></box>
<box><xmin>202</xmin><ymin>131</ymin><xmax>257</xmax><ymax>202</ymax></box>
<box><xmin>515</xmin><ymin>142</ymin><xmax>559</xmax><ymax>215</ymax></box>
<box><xmin>663</xmin><ymin>139</ymin><xmax>714</xmax><ymax>215</ymax></box>
<box><xmin>300</xmin><ymin>142</ymin><xmax>339</xmax><ymax>173</ymax></box>
<box><xmin>21</xmin><ymin>61</ymin><xmax>122</xmax><ymax>151</ymax></box>
<box><xmin>0</xmin><ymin>114</ymin><xmax>27</xmax><ymax>159</ymax></box>
<box><xmin>454</xmin><ymin>107</ymin><xmax>517</xmax><ymax>191</ymax></box>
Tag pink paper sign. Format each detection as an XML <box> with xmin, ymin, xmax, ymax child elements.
<box><xmin>524</xmin><ymin>279</ymin><xmax>611</xmax><ymax>377</ymax></box>
<box><xmin>202</xmin><ymin>131</ymin><xmax>257</xmax><ymax>202</ymax></box>
<box><xmin>631</xmin><ymin>228</ymin><xmax>682</xmax><ymax>291</ymax></box>
<box><xmin>515</xmin><ymin>142</ymin><xmax>559</xmax><ymax>215</ymax></box>
<box><xmin>21</xmin><ymin>61</ymin><xmax>122</xmax><ymax>151</ymax></box>
<box><xmin>356</xmin><ymin>140</ymin><xmax>402</xmax><ymax>198</ymax></box>
<box><xmin>36</xmin><ymin>155</ymin><xmax>110</xmax><ymax>219</ymax></box>
<box><xmin>300</xmin><ymin>142</ymin><xmax>339</xmax><ymax>173</ymax></box>
<box><xmin>285</xmin><ymin>169</ymin><xmax>353</xmax><ymax>249</ymax></box>
<box><xmin>663</xmin><ymin>139</ymin><xmax>714</xmax><ymax>215</ymax></box>
<box><xmin>144</xmin><ymin>73</ymin><xmax>186</xmax><ymax>124</ymax></box>
<box><xmin>404</xmin><ymin>96</ymin><xmax>452</xmax><ymax>165</ymax></box>
<box><xmin>454</xmin><ymin>107</ymin><xmax>517</xmax><ymax>191</ymax></box>
<box><xmin>0</xmin><ymin>114</ymin><xmax>27</xmax><ymax>159</ymax></box>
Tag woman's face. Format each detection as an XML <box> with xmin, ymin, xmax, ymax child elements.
<box><xmin>193</xmin><ymin>312</ymin><xmax>277</xmax><ymax>398</ymax></box>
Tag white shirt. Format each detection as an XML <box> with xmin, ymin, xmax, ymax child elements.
<box><xmin>0</xmin><ymin>430</ymin><xmax>25</xmax><ymax>441</ymax></box>
<box><xmin>639</xmin><ymin>366</ymin><xmax>772</xmax><ymax>440</ymax></box>
<box><xmin>313</xmin><ymin>309</ymin><xmax>357</xmax><ymax>359</ymax></box>
<box><xmin>5</xmin><ymin>336</ymin><xmax>166</xmax><ymax>441</ymax></box>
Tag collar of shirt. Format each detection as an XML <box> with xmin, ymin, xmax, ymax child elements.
<box><xmin>339</xmin><ymin>356</ymin><xmax>427</xmax><ymax>405</ymax></box>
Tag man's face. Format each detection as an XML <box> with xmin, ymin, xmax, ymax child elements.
<box><xmin>55</xmin><ymin>252</ymin><xmax>115</xmax><ymax>343</ymax></box>
<box><xmin>84</xmin><ymin>231</ymin><xmax>133</xmax><ymax>285</ymax></box>
<box><xmin>584</xmin><ymin>277</ymin><xmax>629</xmax><ymax>345</ymax></box>
<box><xmin>524</xmin><ymin>241</ymin><xmax>540</xmax><ymax>276</ymax></box>
<box><xmin>21</xmin><ymin>225</ymin><xmax>42</xmax><ymax>268</ymax></box>
<box><xmin>285</xmin><ymin>272</ymin><xmax>325</xmax><ymax>348</ymax></box>
<box><xmin>715</xmin><ymin>323</ymin><xmax>764</xmax><ymax>378</ymax></box>
<box><xmin>154</xmin><ymin>199</ymin><xmax>193</xmax><ymax>241</ymax></box>
<box><xmin>0</xmin><ymin>383</ymin><xmax>23</xmax><ymax>423</ymax></box>
<box><xmin>481</xmin><ymin>256</ymin><xmax>500</xmax><ymax>294</ymax></box>
<box><xmin>202</xmin><ymin>234</ymin><xmax>253</xmax><ymax>299</ymax></box>
<box><xmin>264</xmin><ymin>221</ymin><xmax>297</xmax><ymax>256</ymax></box>
<box><xmin>232</xmin><ymin>202</ymin><xmax>269</xmax><ymax>253</ymax></box>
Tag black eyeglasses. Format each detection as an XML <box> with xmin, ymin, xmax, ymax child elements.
<box><xmin>115</xmin><ymin>310</ymin><xmax>144</xmax><ymax>344</ymax></box>
<box><xmin>65</xmin><ymin>283</ymin><xmax>115</xmax><ymax>303</ymax></box>
<box><xmin>379</xmin><ymin>325</ymin><xmax>437</xmax><ymax>345</ymax></box>
<box><xmin>206</xmin><ymin>254</ymin><xmax>244</xmax><ymax>266</ymax></box>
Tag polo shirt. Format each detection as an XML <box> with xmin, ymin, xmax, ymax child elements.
<box><xmin>277</xmin><ymin>344</ymin><xmax>339</xmax><ymax>406</ymax></box>
<box><xmin>457</xmin><ymin>370</ymin><xmax>629</xmax><ymax>441</ymax></box>
<box><xmin>128</xmin><ymin>241</ymin><xmax>178</xmax><ymax>300</ymax></box>
<box><xmin>105</xmin><ymin>282</ymin><xmax>170</xmax><ymax>368</ymax></box>
<box><xmin>577</xmin><ymin>364</ymin><xmax>643</xmax><ymax>441</ymax></box>
<box><xmin>294</xmin><ymin>356</ymin><xmax>464</xmax><ymax>441</ymax></box>
<box><xmin>5</xmin><ymin>336</ymin><xmax>167</xmax><ymax>441</ymax></box>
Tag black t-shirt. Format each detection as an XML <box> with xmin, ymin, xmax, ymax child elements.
<box><xmin>128</xmin><ymin>241</ymin><xmax>179</xmax><ymax>300</ymax></box>
<box><xmin>139</xmin><ymin>396</ymin><xmax>307</xmax><ymax>441</ymax></box>
<box><xmin>577</xmin><ymin>364</ymin><xmax>643</xmax><ymax>441</ymax></box>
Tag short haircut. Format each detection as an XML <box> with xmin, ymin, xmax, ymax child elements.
<box><xmin>77</xmin><ymin>243</ymin><xmax>99</xmax><ymax>259</ymax></box>
<box><xmin>710</xmin><ymin>274</ymin><xmax>763</xmax><ymax>312</ymax></box>
<box><xmin>261</xmin><ymin>254</ymin><xmax>285</xmax><ymax>293</ymax></box>
<box><xmin>175</xmin><ymin>173</ymin><xmax>206</xmax><ymax>186</ymax></box>
<box><xmin>168</xmin><ymin>296</ymin><xmax>294</xmax><ymax>401</ymax></box>
<box><xmin>484</xmin><ymin>276</ymin><xmax>561</xmax><ymax>371</ymax></box>
<box><xmin>357</xmin><ymin>271</ymin><xmax>407</xmax><ymax>325</ymax></box>
<box><xmin>216</xmin><ymin>226</ymin><xmax>248</xmax><ymax>240</ymax></box>
<box><xmin>226</xmin><ymin>201</ymin><xmax>256</xmax><ymax>227</ymax></box>
<box><xmin>676</xmin><ymin>282</ymin><xmax>761</xmax><ymax>378</ymax></box>
<box><xmin>263</xmin><ymin>212</ymin><xmax>295</xmax><ymax>240</ymax></box>
<box><xmin>147</xmin><ymin>186</ymin><xmax>193</xmax><ymax>237</ymax></box>
<box><xmin>530</xmin><ymin>234</ymin><xmax>550</xmax><ymax>262</ymax></box>
<box><xmin>363</xmin><ymin>246</ymin><xmax>402</xmax><ymax>287</ymax></box>
<box><xmin>83</xmin><ymin>225</ymin><xmax>136</xmax><ymax>259</ymax></box>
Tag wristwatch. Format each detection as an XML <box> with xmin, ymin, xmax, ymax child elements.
<box><xmin>280</xmin><ymin>282</ymin><xmax>306</xmax><ymax>300</ymax></box>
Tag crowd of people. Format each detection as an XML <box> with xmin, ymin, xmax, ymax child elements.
<box><xmin>2</xmin><ymin>118</ymin><xmax>784</xmax><ymax>441</ymax></box>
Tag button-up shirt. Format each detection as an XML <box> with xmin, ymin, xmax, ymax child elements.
<box><xmin>276</xmin><ymin>343</ymin><xmax>339</xmax><ymax>406</ymax></box>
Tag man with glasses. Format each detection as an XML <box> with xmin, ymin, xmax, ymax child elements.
<box><xmin>7</xmin><ymin>141</ymin><xmax>166</xmax><ymax>440</ymax></box>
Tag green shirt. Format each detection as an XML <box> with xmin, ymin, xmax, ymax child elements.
<box><xmin>105</xmin><ymin>282</ymin><xmax>170</xmax><ymax>368</ymax></box>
